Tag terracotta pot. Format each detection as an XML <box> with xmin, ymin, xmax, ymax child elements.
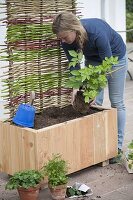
<box><xmin>17</xmin><ymin>185</ymin><xmax>40</xmax><ymax>200</ymax></box>
<box><xmin>48</xmin><ymin>184</ymin><xmax>67</xmax><ymax>200</ymax></box>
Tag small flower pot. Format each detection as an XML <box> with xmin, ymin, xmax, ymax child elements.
<box><xmin>13</xmin><ymin>103</ymin><xmax>35</xmax><ymax>128</ymax></box>
<box><xmin>18</xmin><ymin>185</ymin><xmax>40</xmax><ymax>200</ymax></box>
<box><xmin>48</xmin><ymin>184</ymin><xmax>67</xmax><ymax>200</ymax></box>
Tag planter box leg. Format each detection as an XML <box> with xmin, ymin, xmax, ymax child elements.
<box><xmin>99</xmin><ymin>160</ymin><xmax>109</xmax><ymax>167</ymax></box>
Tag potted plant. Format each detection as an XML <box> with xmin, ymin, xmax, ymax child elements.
<box><xmin>65</xmin><ymin>50</ymin><xmax>118</xmax><ymax>113</ymax></box>
<box><xmin>42</xmin><ymin>154</ymin><xmax>68</xmax><ymax>200</ymax></box>
<box><xmin>124</xmin><ymin>140</ymin><xmax>133</xmax><ymax>173</ymax></box>
<box><xmin>66</xmin><ymin>183</ymin><xmax>93</xmax><ymax>198</ymax></box>
<box><xmin>5</xmin><ymin>169</ymin><xmax>44</xmax><ymax>200</ymax></box>
<box><xmin>127</xmin><ymin>140</ymin><xmax>133</xmax><ymax>152</ymax></box>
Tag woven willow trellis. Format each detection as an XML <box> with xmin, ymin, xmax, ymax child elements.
<box><xmin>0</xmin><ymin>0</ymin><xmax>79</xmax><ymax>120</ymax></box>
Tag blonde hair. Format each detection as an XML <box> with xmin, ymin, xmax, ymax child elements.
<box><xmin>52</xmin><ymin>11</ymin><xmax>87</xmax><ymax>50</ymax></box>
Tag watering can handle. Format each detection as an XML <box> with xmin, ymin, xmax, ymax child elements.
<box><xmin>29</xmin><ymin>91</ymin><xmax>35</xmax><ymax>106</ymax></box>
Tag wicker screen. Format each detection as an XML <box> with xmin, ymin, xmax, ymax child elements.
<box><xmin>0</xmin><ymin>0</ymin><xmax>78</xmax><ymax>119</ymax></box>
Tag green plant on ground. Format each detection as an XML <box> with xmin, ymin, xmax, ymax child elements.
<box><xmin>126</xmin><ymin>0</ymin><xmax>133</xmax><ymax>42</ymax></box>
<box><xmin>126</xmin><ymin>140</ymin><xmax>133</xmax><ymax>170</ymax></box>
<box><xmin>127</xmin><ymin>152</ymin><xmax>133</xmax><ymax>169</ymax></box>
<box><xmin>66</xmin><ymin>187</ymin><xmax>82</xmax><ymax>197</ymax></box>
<box><xmin>126</xmin><ymin>12</ymin><xmax>133</xmax><ymax>42</ymax></box>
<box><xmin>42</xmin><ymin>154</ymin><xmax>68</xmax><ymax>188</ymax></box>
<box><xmin>5</xmin><ymin>169</ymin><xmax>43</xmax><ymax>190</ymax></box>
<box><xmin>128</xmin><ymin>152</ymin><xmax>133</xmax><ymax>160</ymax></box>
<box><xmin>128</xmin><ymin>140</ymin><xmax>133</xmax><ymax>149</ymax></box>
<box><xmin>65</xmin><ymin>50</ymin><xmax>118</xmax><ymax>103</ymax></box>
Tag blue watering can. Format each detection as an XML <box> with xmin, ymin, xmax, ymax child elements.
<box><xmin>12</xmin><ymin>91</ymin><xmax>35</xmax><ymax>128</ymax></box>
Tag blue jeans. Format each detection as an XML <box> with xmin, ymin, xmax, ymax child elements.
<box><xmin>95</xmin><ymin>55</ymin><xmax>128</xmax><ymax>150</ymax></box>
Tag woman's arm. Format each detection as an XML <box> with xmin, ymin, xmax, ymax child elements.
<box><xmin>95</xmin><ymin>33</ymin><xmax>112</xmax><ymax>60</ymax></box>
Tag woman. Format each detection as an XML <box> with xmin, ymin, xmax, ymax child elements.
<box><xmin>52</xmin><ymin>11</ymin><xmax>128</xmax><ymax>163</ymax></box>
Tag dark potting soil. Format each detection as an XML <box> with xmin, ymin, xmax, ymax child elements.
<box><xmin>34</xmin><ymin>105</ymin><xmax>101</xmax><ymax>129</ymax></box>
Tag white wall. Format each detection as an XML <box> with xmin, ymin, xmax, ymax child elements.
<box><xmin>77</xmin><ymin>0</ymin><xmax>126</xmax><ymax>42</ymax></box>
<box><xmin>104</xmin><ymin>0</ymin><xmax>126</xmax><ymax>42</ymax></box>
<box><xmin>78</xmin><ymin>0</ymin><xmax>101</xmax><ymax>18</ymax></box>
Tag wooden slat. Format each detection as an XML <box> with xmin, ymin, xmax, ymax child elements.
<box><xmin>0</xmin><ymin>122</ymin><xmax>11</xmax><ymax>173</ymax></box>
<box><xmin>36</xmin><ymin>116</ymin><xmax>94</xmax><ymax>173</ymax></box>
<box><xmin>0</xmin><ymin>122</ymin><xmax>36</xmax><ymax>174</ymax></box>
<box><xmin>20</xmin><ymin>129</ymin><xmax>36</xmax><ymax>170</ymax></box>
<box><xmin>106</xmin><ymin>108</ymin><xmax>118</xmax><ymax>158</ymax></box>
<box><xmin>93</xmin><ymin>112</ymin><xmax>106</xmax><ymax>164</ymax></box>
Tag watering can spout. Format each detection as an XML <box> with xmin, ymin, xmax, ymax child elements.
<box><xmin>12</xmin><ymin>91</ymin><xmax>36</xmax><ymax>128</ymax></box>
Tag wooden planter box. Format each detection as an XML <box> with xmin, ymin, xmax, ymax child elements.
<box><xmin>0</xmin><ymin>107</ymin><xmax>117</xmax><ymax>175</ymax></box>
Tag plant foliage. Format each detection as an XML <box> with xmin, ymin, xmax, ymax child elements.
<box><xmin>126</xmin><ymin>0</ymin><xmax>133</xmax><ymax>42</ymax></box>
<box><xmin>126</xmin><ymin>0</ymin><xmax>133</xmax><ymax>13</ymax></box>
<box><xmin>126</xmin><ymin>140</ymin><xmax>133</xmax><ymax>169</ymax></box>
<box><xmin>66</xmin><ymin>187</ymin><xmax>82</xmax><ymax>197</ymax></box>
<box><xmin>5</xmin><ymin>169</ymin><xmax>43</xmax><ymax>190</ymax></box>
<box><xmin>128</xmin><ymin>140</ymin><xmax>133</xmax><ymax>149</ymax></box>
<box><xmin>65</xmin><ymin>50</ymin><xmax>118</xmax><ymax>103</ymax></box>
<box><xmin>126</xmin><ymin>12</ymin><xmax>133</xmax><ymax>42</ymax></box>
<box><xmin>42</xmin><ymin>154</ymin><xmax>68</xmax><ymax>188</ymax></box>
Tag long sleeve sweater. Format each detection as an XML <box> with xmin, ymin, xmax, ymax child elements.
<box><xmin>62</xmin><ymin>18</ymin><xmax>126</xmax><ymax>70</ymax></box>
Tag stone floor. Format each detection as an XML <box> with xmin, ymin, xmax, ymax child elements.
<box><xmin>0</xmin><ymin>47</ymin><xmax>133</xmax><ymax>200</ymax></box>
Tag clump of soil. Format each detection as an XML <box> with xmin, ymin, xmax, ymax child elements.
<box><xmin>73</xmin><ymin>90</ymin><xmax>92</xmax><ymax>114</ymax></box>
<box><xmin>34</xmin><ymin>105</ymin><xmax>101</xmax><ymax>129</ymax></box>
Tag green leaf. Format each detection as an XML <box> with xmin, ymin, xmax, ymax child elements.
<box><xmin>70</xmin><ymin>70</ymin><xmax>80</xmax><ymax>76</ymax></box>
<box><xmin>68</xmin><ymin>188</ymin><xmax>76</xmax><ymax>196</ymax></box>
<box><xmin>85</xmin><ymin>95</ymin><xmax>89</xmax><ymax>103</ymax></box>
<box><xmin>128</xmin><ymin>163</ymin><xmax>132</xmax><ymax>169</ymax></box>
<box><xmin>81</xmin><ymin>75</ymin><xmax>87</xmax><ymax>82</ymax></box>
<box><xmin>68</xmin><ymin>50</ymin><xmax>77</xmax><ymax>57</ymax></box>
<box><xmin>68</xmin><ymin>61</ymin><xmax>77</xmax><ymax>68</ymax></box>
<box><xmin>128</xmin><ymin>140</ymin><xmax>133</xmax><ymax>149</ymax></box>
<box><xmin>78</xmin><ymin>52</ymin><xmax>83</xmax><ymax>61</ymax></box>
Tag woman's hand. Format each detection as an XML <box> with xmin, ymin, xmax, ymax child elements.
<box><xmin>72</xmin><ymin>89</ymin><xmax>96</xmax><ymax>105</ymax></box>
<box><xmin>89</xmin><ymin>99</ymin><xmax>96</xmax><ymax>106</ymax></box>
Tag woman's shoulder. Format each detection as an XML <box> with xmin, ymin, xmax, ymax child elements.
<box><xmin>80</xmin><ymin>18</ymin><xmax>104</xmax><ymax>34</ymax></box>
<box><xmin>81</xmin><ymin>18</ymin><xmax>103</xmax><ymax>29</ymax></box>
<box><xmin>81</xmin><ymin>18</ymin><xmax>113</xmax><ymax>35</ymax></box>
<box><xmin>80</xmin><ymin>18</ymin><xmax>104</xmax><ymax>25</ymax></box>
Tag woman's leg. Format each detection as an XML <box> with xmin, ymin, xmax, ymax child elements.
<box><xmin>108</xmin><ymin>55</ymin><xmax>128</xmax><ymax>150</ymax></box>
<box><xmin>95</xmin><ymin>89</ymin><xmax>104</xmax><ymax>106</ymax></box>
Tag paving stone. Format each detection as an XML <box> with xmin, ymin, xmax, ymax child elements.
<box><xmin>98</xmin><ymin>182</ymin><xmax>133</xmax><ymax>200</ymax></box>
